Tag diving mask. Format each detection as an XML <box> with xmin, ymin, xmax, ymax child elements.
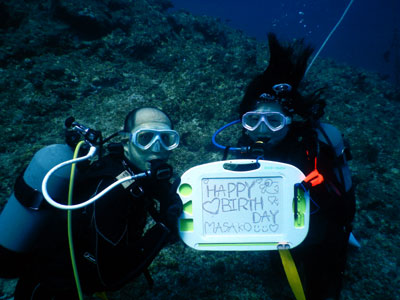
<box><xmin>242</xmin><ymin>111</ymin><xmax>291</xmax><ymax>132</ymax></box>
<box><xmin>130</xmin><ymin>129</ymin><xmax>180</xmax><ymax>151</ymax></box>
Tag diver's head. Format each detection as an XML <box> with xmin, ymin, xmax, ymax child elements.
<box><xmin>242</xmin><ymin>101</ymin><xmax>291</xmax><ymax>146</ymax></box>
<box><xmin>239</xmin><ymin>33</ymin><xmax>325</xmax><ymax>124</ymax></box>
<box><xmin>123</xmin><ymin>107</ymin><xmax>179</xmax><ymax>171</ymax></box>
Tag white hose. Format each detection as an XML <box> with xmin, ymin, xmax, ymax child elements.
<box><xmin>42</xmin><ymin>146</ymin><xmax>97</xmax><ymax>210</ymax></box>
<box><xmin>42</xmin><ymin>146</ymin><xmax>150</xmax><ymax>210</ymax></box>
<box><xmin>41</xmin><ymin>146</ymin><xmax>100</xmax><ymax>209</ymax></box>
<box><xmin>47</xmin><ymin>174</ymin><xmax>141</xmax><ymax>210</ymax></box>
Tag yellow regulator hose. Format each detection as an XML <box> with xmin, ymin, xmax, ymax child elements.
<box><xmin>68</xmin><ymin>141</ymin><xmax>85</xmax><ymax>300</ymax></box>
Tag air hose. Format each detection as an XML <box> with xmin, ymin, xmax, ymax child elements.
<box><xmin>42</xmin><ymin>146</ymin><xmax>149</xmax><ymax>210</ymax></box>
<box><xmin>42</xmin><ymin>145</ymin><xmax>97</xmax><ymax>209</ymax></box>
<box><xmin>211</xmin><ymin>119</ymin><xmax>241</xmax><ymax>151</ymax></box>
<box><xmin>68</xmin><ymin>141</ymin><xmax>85</xmax><ymax>300</ymax></box>
<box><xmin>67</xmin><ymin>142</ymin><xmax>110</xmax><ymax>300</ymax></box>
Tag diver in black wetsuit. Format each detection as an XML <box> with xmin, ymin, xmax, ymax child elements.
<box><xmin>227</xmin><ymin>33</ymin><xmax>355</xmax><ymax>300</ymax></box>
<box><xmin>0</xmin><ymin>107</ymin><xmax>183</xmax><ymax>299</ymax></box>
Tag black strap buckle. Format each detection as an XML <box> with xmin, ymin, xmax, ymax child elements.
<box><xmin>14</xmin><ymin>171</ymin><xmax>46</xmax><ymax>210</ymax></box>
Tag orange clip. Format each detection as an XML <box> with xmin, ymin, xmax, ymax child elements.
<box><xmin>303</xmin><ymin>169</ymin><xmax>324</xmax><ymax>187</ymax></box>
<box><xmin>303</xmin><ymin>157</ymin><xmax>324</xmax><ymax>187</ymax></box>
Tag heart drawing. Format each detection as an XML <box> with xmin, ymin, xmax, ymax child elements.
<box><xmin>203</xmin><ymin>198</ymin><xmax>220</xmax><ymax>215</ymax></box>
<box><xmin>269</xmin><ymin>223</ymin><xmax>279</xmax><ymax>232</ymax></box>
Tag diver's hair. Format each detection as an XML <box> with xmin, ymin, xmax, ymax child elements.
<box><xmin>124</xmin><ymin>106</ymin><xmax>173</xmax><ymax>132</ymax></box>
<box><xmin>240</xmin><ymin>33</ymin><xmax>325</xmax><ymax>120</ymax></box>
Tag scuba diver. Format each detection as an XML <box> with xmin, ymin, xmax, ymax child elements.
<box><xmin>213</xmin><ymin>33</ymin><xmax>356</xmax><ymax>300</ymax></box>
<box><xmin>0</xmin><ymin>107</ymin><xmax>183</xmax><ymax>299</ymax></box>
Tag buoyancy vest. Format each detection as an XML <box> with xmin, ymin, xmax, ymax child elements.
<box><xmin>229</xmin><ymin>123</ymin><xmax>356</xmax><ymax>300</ymax></box>
<box><xmin>68</xmin><ymin>155</ymin><xmax>172</xmax><ymax>292</ymax></box>
<box><xmin>316</xmin><ymin>122</ymin><xmax>353</xmax><ymax>194</ymax></box>
<box><xmin>314</xmin><ymin>122</ymin><xmax>356</xmax><ymax>230</ymax></box>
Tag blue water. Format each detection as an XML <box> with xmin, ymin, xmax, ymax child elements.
<box><xmin>170</xmin><ymin>0</ymin><xmax>400</xmax><ymax>84</ymax></box>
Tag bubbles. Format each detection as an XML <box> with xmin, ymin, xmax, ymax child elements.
<box><xmin>265</xmin><ymin>1</ymin><xmax>326</xmax><ymax>41</ymax></box>
<box><xmin>297</xmin><ymin>11</ymin><xmax>310</xmax><ymax>34</ymax></box>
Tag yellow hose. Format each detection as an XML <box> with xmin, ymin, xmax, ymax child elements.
<box><xmin>68</xmin><ymin>141</ymin><xmax>85</xmax><ymax>300</ymax></box>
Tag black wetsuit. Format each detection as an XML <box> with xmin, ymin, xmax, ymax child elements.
<box><xmin>238</xmin><ymin>124</ymin><xmax>356</xmax><ymax>300</ymax></box>
<box><xmin>1</xmin><ymin>154</ymin><xmax>182</xmax><ymax>300</ymax></box>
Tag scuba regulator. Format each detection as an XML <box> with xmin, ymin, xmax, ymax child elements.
<box><xmin>43</xmin><ymin>117</ymin><xmax>172</xmax><ymax>210</ymax></box>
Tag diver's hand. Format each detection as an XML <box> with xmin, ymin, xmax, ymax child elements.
<box><xmin>149</xmin><ymin>159</ymin><xmax>172</xmax><ymax>180</ymax></box>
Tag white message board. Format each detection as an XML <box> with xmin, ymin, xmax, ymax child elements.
<box><xmin>201</xmin><ymin>177</ymin><xmax>283</xmax><ymax>236</ymax></box>
<box><xmin>178</xmin><ymin>160</ymin><xmax>309</xmax><ymax>251</ymax></box>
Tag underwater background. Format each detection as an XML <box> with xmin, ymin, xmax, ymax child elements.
<box><xmin>0</xmin><ymin>0</ymin><xmax>399</xmax><ymax>299</ymax></box>
<box><xmin>171</xmin><ymin>0</ymin><xmax>400</xmax><ymax>85</ymax></box>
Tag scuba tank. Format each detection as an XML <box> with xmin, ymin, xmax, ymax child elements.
<box><xmin>0</xmin><ymin>144</ymin><xmax>73</xmax><ymax>253</ymax></box>
<box><xmin>0</xmin><ymin>117</ymin><xmax>102</xmax><ymax>253</ymax></box>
